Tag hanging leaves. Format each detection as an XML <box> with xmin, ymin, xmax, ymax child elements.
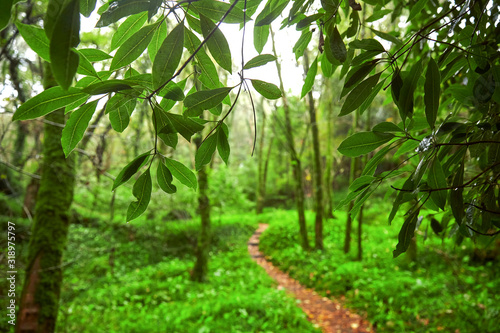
<box><xmin>195</xmin><ymin>134</ymin><xmax>217</xmax><ymax>171</ymax></box>
<box><xmin>110</xmin><ymin>12</ymin><xmax>148</xmax><ymax>51</ymax></box>
<box><xmin>110</xmin><ymin>21</ymin><xmax>159</xmax><ymax>71</ymax></box>
<box><xmin>424</xmin><ymin>58</ymin><xmax>440</xmax><ymax>129</ymax></box>
<box><xmin>0</xmin><ymin>0</ymin><xmax>14</xmax><ymax>32</ymax></box>
<box><xmin>49</xmin><ymin>0</ymin><xmax>81</xmax><ymax>90</ymax></box>
<box><xmin>243</xmin><ymin>54</ymin><xmax>277</xmax><ymax>70</ymax></box>
<box><xmin>329</xmin><ymin>26</ymin><xmax>347</xmax><ymax>63</ymax></box>
<box><xmin>339</xmin><ymin>73</ymin><xmax>381</xmax><ymax>116</ymax></box>
<box><xmin>13</xmin><ymin>87</ymin><xmax>88</xmax><ymax>121</ymax></box>
<box><xmin>428</xmin><ymin>157</ymin><xmax>448</xmax><ymax>210</ymax></box>
<box><xmin>61</xmin><ymin>100</ymin><xmax>98</xmax><ymax>157</ymax></box>
<box><xmin>152</xmin><ymin>21</ymin><xmax>184</xmax><ymax>89</ymax></box>
<box><xmin>251</xmin><ymin>80</ymin><xmax>282</xmax><ymax>99</ymax></box>
<box><xmin>338</xmin><ymin>131</ymin><xmax>394</xmax><ymax>157</ymax></box>
<box><xmin>163</xmin><ymin>158</ymin><xmax>197</xmax><ymax>189</ymax></box>
<box><xmin>217</xmin><ymin>125</ymin><xmax>230</xmax><ymax>165</ymax></box>
<box><xmin>112</xmin><ymin>151</ymin><xmax>151</xmax><ymax>190</ymax></box>
<box><xmin>164</xmin><ymin>112</ymin><xmax>204</xmax><ymax>142</ymax></box>
<box><xmin>184</xmin><ymin>87</ymin><xmax>232</xmax><ymax>117</ymax></box>
<box><xmin>80</xmin><ymin>0</ymin><xmax>98</xmax><ymax>17</ymax></box>
<box><xmin>96</xmin><ymin>0</ymin><xmax>150</xmax><ymax>27</ymax></box>
<box><xmin>127</xmin><ymin>169</ymin><xmax>152</xmax><ymax>222</ymax></box>
<box><xmin>15</xmin><ymin>22</ymin><xmax>51</xmax><ymax>62</ymax></box>
<box><xmin>301</xmin><ymin>56</ymin><xmax>317</xmax><ymax>98</ymax></box>
<box><xmin>393</xmin><ymin>208</ymin><xmax>420</xmax><ymax>258</ymax></box>
<box><xmin>200</xmin><ymin>15</ymin><xmax>232</xmax><ymax>73</ymax></box>
<box><xmin>157</xmin><ymin>160</ymin><xmax>177</xmax><ymax>194</ymax></box>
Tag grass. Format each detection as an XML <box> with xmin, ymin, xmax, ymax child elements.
<box><xmin>258</xmin><ymin>205</ymin><xmax>500</xmax><ymax>333</ymax></box>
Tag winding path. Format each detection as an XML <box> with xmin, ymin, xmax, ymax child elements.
<box><xmin>248</xmin><ymin>223</ymin><xmax>374</xmax><ymax>333</ymax></box>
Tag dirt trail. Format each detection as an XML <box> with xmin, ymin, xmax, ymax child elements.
<box><xmin>248</xmin><ymin>223</ymin><xmax>374</xmax><ymax>333</ymax></box>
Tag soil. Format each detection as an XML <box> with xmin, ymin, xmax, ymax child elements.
<box><xmin>248</xmin><ymin>223</ymin><xmax>375</xmax><ymax>333</ymax></box>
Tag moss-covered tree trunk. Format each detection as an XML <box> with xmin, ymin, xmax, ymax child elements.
<box><xmin>256</xmin><ymin>106</ymin><xmax>268</xmax><ymax>215</ymax></box>
<box><xmin>304</xmin><ymin>52</ymin><xmax>324</xmax><ymax>250</ymax></box>
<box><xmin>271</xmin><ymin>28</ymin><xmax>310</xmax><ymax>251</ymax></box>
<box><xmin>191</xmin><ymin>121</ymin><xmax>211</xmax><ymax>282</ymax></box>
<box><xmin>16</xmin><ymin>63</ymin><xmax>75</xmax><ymax>333</ymax></box>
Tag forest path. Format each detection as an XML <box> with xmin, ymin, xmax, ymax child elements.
<box><xmin>248</xmin><ymin>223</ymin><xmax>374</xmax><ymax>333</ymax></box>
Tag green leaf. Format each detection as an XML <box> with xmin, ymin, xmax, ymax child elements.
<box><xmin>148</xmin><ymin>0</ymin><xmax>162</xmax><ymax>21</ymax></box>
<box><xmin>244</xmin><ymin>54</ymin><xmax>277</xmax><ymax>70</ymax></box>
<box><xmin>398</xmin><ymin>60</ymin><xmax>423</xmax><ymax>121</ymax></box>
<box><xmin>190</xmin><ymin>0</ymin><xmax>246</xmax><ymax>24</ymax></box>
<box><xmin>424</xmin><ymin>58</ymin><xmax>440</xmax><ymax>129</ymax></box>
<box><xmin>329</xmin><ymin>26</ymin><xmax>347</xmax><ymax>63</ymax></box>
<box><xmin>184</xmin><ymin>87</ymin><xmax>232</xmax><ymax>117</ymax></box>
<box><xmin>301</xmin><ymin>56</ymin><xmax>317</xmax><ymax>98</ymax></box>
<box><xmin>164</xmin><ymin>158</ymin><xmax>197</xmax><ymax>189</ymax></box>
<box><xmin>0</xmin><ymin>0</ymin><xmax>14</xmax><ymax>31</ymax></box>
<box><xmin>157</xmin><ymin>160</ymin><xmax>177</xmax><ymax>194</ymax></box>
<box><xmin>15</xmin><ymin>22</ymin><xmax>51</xmax><ymax>62</ymax></box>
<box><xmin>112</xmin><ymin>151</ymin><xmax>151</xmax><ymax>190</ymax></box>
<box><xmin>296</xmin><ymin>13</ymin><xmax>323</xmax><ymax>30</ymax></box>
<box><xmin>366</xmin><ymin>9</ymin><xmax>391</xmax><ymax>22</ymax></box>
<box><xmin>253</xmin><ymin>24</ymin><xmax>270</xmax><ymax>54</ymax></box>
<box><xmin>152</xmin><ymin>106</ymin><xmax>178</xmax><ymax>148</ymax></box>
<box><xmin>195</xmin><ymin>134</ymin><xmax>217</xmax><ymax>171</ymax></box>
<box><xmin>351</xmin><ymin>50</ymin><xmax>383</xmax><ymax>66</ymax></box>
<box><xmin>251</xmin><ymin>80</ymin><xmax>282</xmax><ymax>99</ymax></box>
<box><xmin>407</xmin><ymin>0</ymin><xmax>429</xmax><ymax>22</ymax></box>
<box><xmin>164</xmin><ymin>112</ymin><xmax>204</xmax><ymax>142</ymax></box>
<box><xmin>255</xmin><ymin>0</ymin><xmax>290</xmax><ymax>26</ymax></box>
<box><xmin>110</xmin><ymin>12</ymin><xmax>148</xmax><ymax>51</ymax></box>
<box><xmin>430</xmin><ymin>218</ymin><xmax>443</xmax><ymax>235</ymax></box>
<box><xmin>82</xmin><ymin>80</ymin><xmax>133</xmax><ymax>95</ymax></box>
<box><xmin>13</xmin><ymin>87</ymin><xmax>88</xmax><ymax>120</ymax></box>
<box><xmin>148</xmin><ymin>19</ymin><xmax>167</xmax><ymax>61</ymax></box>
<box><xmin>61</xmin><ymin>100</ymin><xmax>98</xmax><ymax>157</ymax></box>
<box><xmin>110</xmin><ymin>21</ymin><xmax>159</xmax><ymax>71</ymax></box>
<box><xmin>393</xmin><ymin>208</ymin><xmax>419</xmax><ymax>258</ymax></box>
<box><xmin>127</xmin><ymin>169</ymin><xmax>152</xmax><ymax>221</ymax></box>
<box><xmin>362</xmin><ymin>144</ymin><xmax>394</xmax><ymax>176</ymax></box>
<box><xmin>358</xmin><ymin>79</ymin><xmax>385</xmax><ymax>115</ymax></box>
<box><xmin>292</xmin><ymin>29</ymin><xmax>312</xmax><ymax>61</ymax></box>
<box><xmin>80</xmin><ymin>0</ymin><xmax>97</xmax><ymax>17</ymax></box>
<box><xmin>320</xmin><ymin>52</ymin><xmax>334</xmax><ymax>77</ymax></box>
<box><xmin>76</xmin><ymin>50</ymin><xmax>99</xmax><ymax>77</ymax></box>
<box><xmin>184</xmin><ymin>28</ymin><xmax>220</xmax><ymax>89</ymax></box>
<box><xmin>339</xmin><ymin>72</ymin><xmax>381</xmax><ymax>116</ymax></box>
<box><xmin>350</xmin><ymin>39</ymin><xmax>385</xmax><ymax>52</ymax></box>
<box><xmin>338</xmin><ymin>131</ymin><xmax>394</xmax><ymax>157</ymax></box>
<box><xmin>200</xmin><ymin>14</ymin><xmax>232</xmax><ymax>73</ymax></box>
<box><xmin>49</xmin><ymin>0</ymin><xmax>80</xmax><ymax>90</ymax></box>
<box><xmin>341</xmin><ymin>60</ymin><xmax>378</xmax><ymax>97</ymax></box>
<box><xmin>153</xmin><ymin>21</ymin><xmax>184</xmax><ymax>89</ymax></box>
<box><xmin>78</xmin><ymin>48</ymin><xmax>112</xmax><ymax>62</ymax></box>
<box><xmin>372</xmin><ymin>122</ymin><xmax>404</xmax><ymax>133</ymax></box>
<box><xmin>217</xmin><ymin>126</ymin><xmax>230</xmax><ymax>165</ymax></box>
<box><xmin>320</xmin><ymin>0</ymin><xmax>339</xmax><ymax>13</ymax></box>
<box><xmin>160</xmin><ymin>81</ymin><xmax>185</xmax><ymax>101</ymax></box>
<box><xmin>428</xmin><ymin>157</ymin><xmax>448</xmax><ymax>210</ymax></box>
<box><xmin>370</xmin><ymin>28</ymin><xmax>402</xmax><ymax>46</ymax></box>
<box><xmin>96</xmin><ymin>0</ymin><xmax>150</xmax><ymax>27</ymax></box>
<box><xmin>108</xmin><ymin>97</ymin><xmax>136</xmax><ymax>132</ymax></box>
<box><xmin>349</xmin><ymin>175</ymin><xmax>375</xmax><ymax>192</ymax></box>
<box><xmin>105</xmin><ymin>91</ymin><xmax>140</xmax><ymax>114</ymax></box>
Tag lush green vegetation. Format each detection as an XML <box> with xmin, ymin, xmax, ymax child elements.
<box><xmin>259</xmin><ymin>205</ymin><xmax>500</xmax><ymax>332</ymax></box>
<box><xmin>2</xmin><ymin>205</ymin><xmax>319</xmax><ymax>333</ymax></box>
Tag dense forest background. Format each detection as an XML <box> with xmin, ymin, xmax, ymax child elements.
<box><xmin>1</xmin><ymin>0</ymin><xmax>499</xmax><ymax>332</ymax></box>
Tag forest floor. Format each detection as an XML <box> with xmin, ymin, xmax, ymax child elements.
<box><xmin>248</xmin><ymin>223</ymin><xmax>374</xmax><ymax>333</ymax></box>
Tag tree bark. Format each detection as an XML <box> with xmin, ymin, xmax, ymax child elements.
<box><xmin>271</xmin><ymin>28</ymin><xmax>309</xmax><ymax>251</ymax></box>
<box><xmin>17</xmin><ymin>62</ymin><xmax>76</xmax><ymax>333</ymax></box>
<box><xmin>304</xmin><ymin>52</ymin><xmax>324</xmax><ymax>250</ymax></box>
<box><xmin>191</xmin><ymin>134</ymin><xmax>211</xmax><ymax>282</ymax></box>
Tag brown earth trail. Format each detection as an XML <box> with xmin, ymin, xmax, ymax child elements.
<box><xmin>248</xmin><ymin>223</ymin><xmax>374</xmax><ymax>333</ymax></box>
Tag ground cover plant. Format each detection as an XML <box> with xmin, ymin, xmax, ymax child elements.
<box><xmin>259</xmin><ymin>206</ymin><xmax>500</xmax><ymax>333</ymax></box>
<box><xmin>55</xmin><ymin>211</ymin><xmax>320</xmax><ymax>333</ymax></box>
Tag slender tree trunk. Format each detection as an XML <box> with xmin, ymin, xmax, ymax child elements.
<box><xmin>357</xmin><ymin>206</ymin><xmax>363</xmax><ymax>260</ymax></box>
<box><xmin>17</xmin><ymin>62</ymin><xmax>76</xmax><ymax>333</ymax></box>
<box><xmin>303</xmin><ymin>52</ymin><xmax>324</xmax><ymax>250</ymax></box>
<box><xmin>191</xmin><ymin>134</ymin><xmax>211</xmax><ymax>282</ymax></box>
<box><xmin>344</xmin><ymin>200</ymin><xmax>354</xmax><ymax>254</ymax></box>
<box><xmin>323</xmin><ymin>79</ymin><xmax>335</xmax><ymax>218</ymax></box>
<box><xmin>271</xmin><ymin>28</ymin><xmax>310</xmax><ymax>250</ymax></box>
<box><xmin>256</xmin><ymin>105</ymin><xmax>267</xmax><ymax>214</ymax></box>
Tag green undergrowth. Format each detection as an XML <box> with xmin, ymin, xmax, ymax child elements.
<box><xmin>55</xmin><ymin>213</ymin><xmax>320</xmax><ymax>333</ymax></box>
<box><xmin>258</xmin><ymin>208</ymin><xmax>500</xmax><ymax>333</ymax></box>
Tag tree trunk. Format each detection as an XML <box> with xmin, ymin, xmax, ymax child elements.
<box><xmin>304</xmin><ymin>52</ymin><xmax>324</xmax><ymax>250</ymax></box>
<box><xmin>17</xmin><ymin>62</ymin><xmax>76</xmax><ymax>333</ymax></box>
<box><xmin>256</xmin><ymin>105</ymin><xmax>267</xmax><ymax>215</ymax></box>
<box><xmin>357</xmin><ymin>205</ymin><xmax>363</xmax><ymax>261</ymax></box>
<box><xmin>271</xmin><ymin>28</ymin><xmax>310</xmax><ymax>251</ymax></box>
<box><xmin>344</xmin><ymin>200</ymin><xmax>354</xmax><ymax>254</ymax></box>
<box><xmin>324</xmin><ymin>79</ymin><xmax>335</xmax><ymax>219</ymax></box>
<box><xmin>191</xmin><ymin>135</ymin><xmax>211</xmax><ymax>282</ymax></box>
